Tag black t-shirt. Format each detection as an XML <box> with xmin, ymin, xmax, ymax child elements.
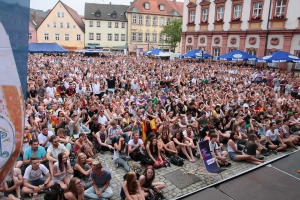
<box><xmin>88</xmin><ymin>110</ymin><xmax>98</xmax><ymax>117</ymax></box>
<box><xmin>88</xmin><ymin>121</ymin><xmax>101</xmax><ymax>134</ymax></box>
<box><xmin>106</xmin><ymin>77</ymin><xmax>116</xmax><ymax>89</ymax></box>
<box><xmin>246</xmin><ymin>142</ymin><xmax>257</xmax><ymax>156</ymax></box>
<box><xmin>29</xmin><ymin>89</ymin><xmax>38</xmax><ymax>98</ymax></box>
<box><xmin>200</xmin><ymin>126</ymin><xmax>211</xmax><ymax>139</ymax></box>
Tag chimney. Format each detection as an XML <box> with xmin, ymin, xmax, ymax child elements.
<box><xmin>110</xmin><ymin>2</ymin><xmax>111</xmax><ymax>4</ymax></box>
<box><xmin>33</xmin><ymin>11</ymin><xmax>37</xmax><ymax>21</ymax></box>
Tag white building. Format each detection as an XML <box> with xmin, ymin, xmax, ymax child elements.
<box><xmin>84</xmin><ymin>3</ymin><xmax>129</xmax><ymax>52</ymax></box>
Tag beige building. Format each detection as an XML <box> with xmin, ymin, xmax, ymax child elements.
<box><xmin>126</xmin><ymin>0</ymin><xmax>183</xmax><ymax>54</ymax></box>
<box><xmin>37</xmin><ymin>0</ymin><xmax>85</xmax><ymax>50</ymax></box>
<box><xmin>84</xmin><ymin>3</ymin><xmax>129</xmax><ymax>51</ymax></box>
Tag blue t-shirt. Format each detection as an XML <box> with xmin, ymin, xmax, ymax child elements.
<box><xmin>23</xmin><ymin>146</ymin><xmax>46</xmax><ymax>160</ymax></box>
<box><xmin>91</xmin><ymin>168</ymin><xmax>111</xmax><ymax>187</ymax></box>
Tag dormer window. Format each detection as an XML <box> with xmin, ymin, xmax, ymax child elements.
<box><xmin>111</xmin><ymin>11</ymin><xmax>117</xmax><ymax>18</ymax></box>
<box><xmin>160</xmin><ymin>4</ymin><xmax>165</xmax><ymax>11</ymax></box>
<box><xmin>145</xmin><ymin>3</ymin><xmax>150</xmax><ymax>10</ymax></box>
<box><xmin>95</xmin><ymin>10</ymin><xmax>101</xmax><ymax>17</ymax></box>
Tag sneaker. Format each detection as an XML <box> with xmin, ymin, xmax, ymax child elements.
<box><xmin>258</xmin><ymin>156</ymin><xmax>264</xmax><ymax>160</ymax></box>
<box><xmin>116</xmin><ymin>163</ymin><xmax>120</xmax><ymax>168</ymax></box>
<box><xmin>272</xmin><ymin>150</ymin><xmax>278</xmax><ymax>155</ymax></box>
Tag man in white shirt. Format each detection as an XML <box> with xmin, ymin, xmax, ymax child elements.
<box><xmin>38</xmin><ymin>125</ymin><xmax>54</xmax><ymax>150</ymax></box>
<box><xmin>46</xmin><ymin>135</ymin><xmax>70</xmax><ymax>175</ymax></box>
<box><xmin>45</xmin><ymin>81</ymin><xmax>56</xmax><ymax>98</ymax></box>
<box><xmin>128</xmin><ymin>132</ymin><xmax>144</xmax><ymax>161</ymax></box>
<box><xmin>22</xmin><ymin>156</ymin><xmax>55</xmax><ymax>195</ymax></box>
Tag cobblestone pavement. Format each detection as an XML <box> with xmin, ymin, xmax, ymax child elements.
<box><xmin>0</xmin><ymin>148</ymin><xmax>296</xmax><ymax>200</ymax></box>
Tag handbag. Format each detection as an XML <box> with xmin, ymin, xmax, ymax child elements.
<box><xmin>170</xmin><ymin>156</ymin><xmax>184</xmax><ymax>166</ymax></box>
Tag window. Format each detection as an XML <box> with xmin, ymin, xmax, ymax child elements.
<box><xmin>152</xmin><ymin>33</ymin><xmax>157</xmax><ymax>42</ymax></box>
<box><xmin>95</xmin><ymin>11</ymin><xmax>101</xmax><ymax>17</ymax></box>
<box><xmin>275</xmin><ymin>0</ymin><xmax>286</xmax><ymax>15</ymax></box>
<box><xmin>66</xmin><ymin>23</ymin><xmax>70</xmax><ymax>28</ymax></box>
<box><xmin>97</xmin><ymin>21</ymin><xmax>101</xmax><ymax>27</ymax></box>
<box><xmin>139</xmin><ymin>16</ymin><xmax>143</xmax><ymax>25</ymax></box>
<box><xmin>89</xmin><ymin>33</ymin><xmax>94</xmax><ymax>40</ymax></box>
<box><xmin>132</xmin><ymin>33</ymin><xmax>136</xmax><ymax>41</ymax></box>
<box><xmin>96</xmin><ymin>33</ymin><xmax>101</xmax><ymax>40</ymax></box>
<box><xmin>53</xmin><ymin>22</ymin><xmax>56</xmax><ymax>28</ymax></box>
<box><xmin>89</xmin><ymin>21</ymin><xmax>93</xmax><ymax>27</ymax></box>
<box><xmin>145</xmin><ymin>33</ymin><xmax>150</xmax><ymax>42</ymax></box>
<box><xmin>217</xmin><ymin>7</ymin><xmax>224</xmax><ymax>19</ymax></box>
<box><xmin>138</xmin><ymin>33</ymin><xmax>143</xmax><ymax>41</ymax></box>
<box><xmin>65</xmin><ymin>34</ymin><xmax>69</xmax><ymax>41</ymax></box>
<box><xmin>108</xmin><ymin>34</ymin><xmax>112</xmax><ymax>41</ymax></box>
<box><xmin>153</xmin><ymin>17</ymin><xmax>157</xmax><ymax>26</ymax></box>
<box><xmin>202</xmin><ymin>9</ymin><xmax>209</xmax><ymax>21</ymax></box>
<box><xmin>189</xmin><ymin>11</ymin><xmax>195</xmax><ymax>23</ymax></box>
<box><xmin>166</xmin><ymin>34</ymin><xmax>170</xmax><ymax>41</ymax></box>
<box><xmin>60</xmin><ymin>22</ymin><xmax>63</xmax><ymax>28</ymax></box>
<box><xmin>44</xmin><ymin>33</ymin><xmax>49</xmax><ymax>40</ymax></box>
<box><xmin>233</xmin><ymin>5</ymin><xmax>242</xmax><ymax>18</ymax></box>
<box><xmin>159</xmin><ymin>34</ymin><xmax>164</xmax><ymax>41</ymax></box>
<box><xmin>253</xmin><ymin>2</ymin><xmax>262</xmax><ymax>16</ymax></box>
<box><xmin>47</xmin><ymin>24</ymin><xmax>50</xmax><ymax>27</ymax></box>
<box><xmin>145</xmin><ymin>3</ymin><xmax>150</xmax><ymax>10</ymax></box>
<box><xmin>115</xmin><ymin>22</ymin><xmax>119</xmax><ymax>28</ymax></box>
<box><xmin>29</xmin><ymin>33</ymin><xmax>32</xmax><ymax>40</ymax></box>
<box><xmin>160</xmin><ymin>4</ymin><xmax>165</xmax><ymax>11</ymax></box>
<box><xmin>132</xmin><ymin>15</ymin><xmax>137</xmax><ymax>24</ymax></box>
<box><xmin>166</xmin><ymin>18</ymin><xmax>170</xmax><ymax>25</ymax></box>
<box><xmin>213</xmin><ymin>48</ymin><xmax>220</xmax><ymax>60</ymax></box>
<box><xmin>115</xmin><ymin>34</ymin><xmax>119</xmax><ymax>41</ymax></box>
<box><xmin>160</xmin><ymin>17</ymin><xmax>165</xmax><ymax>26</ymax></box>
<box><xmin>55</xmin><ymin>34</ymin><xmax>60</xmax><ymax>41</ymax></box>
<box><xmin>187</xmin><ymin>46</ymin><xmax>193</xmax><ymax>52</ymax></box>
<box><xmin>61</xmin><ymin>12</ymin><xmax>64</xmax><ymax>17</ymax></box>
<box><xmin>108</xmin><ymin>22</ymin><xmax>112</xmax><ymax>28</ymax></box>
<box><xmin>77</xmin><ymin>34</ymin><xmax>81</xmax><ymax>41</ymax></box>
<box><xmin>121</xmin><ymin>34</ymin><xmax>125</xmax><ymax>41</ymax></box>
<box><xmin>248</xmin><ymin>50</ymin><xmax>257</xmax><ymax>64</ymax></box>
<box><xmin>57</xmin><ymin>12</ymin><xmax>60</xmax><ymax>17</ymax></box>
<box><xmin>122</xmin><ymin>22</ymin><xmax>125</xmax><ymax>28</ymax></box>
<box><xmin>73</xmin><ymin>25</ymin><xmax>76</xmax><ymax>28</ymax></box>
<box><xmin>146</xmin><ymin>16</ymin><xmax>150</xmax><ymax>26</ymax></box>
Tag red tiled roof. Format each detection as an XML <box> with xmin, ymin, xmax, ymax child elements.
<box><xmin>128</xmin><ymin>0</ymin><xmax>183</xmax><ymax>16</ymax></box>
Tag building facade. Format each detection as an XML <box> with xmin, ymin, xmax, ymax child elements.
<box><xmin>37</xmin><ymin>0</ymin><xmax>85</xmax><ymax>50</ymax></box>
<box><xmin>181</xmin><ymin>0</ymin><xmax>300</xmax><ymax>70</ymax></box>
<box><xmin>29</xmin><ymin>9</ymin><xmax>48</xmax><ymax>43</ymax></box>
<box><xmin>84</xmin><ymin>3</ymin><xmax>129</xmax><ymax>51</ymax></box>
<box><xmin>127</xmin><ymin>0</ymin><xmax>183</xmax><ymax>55</ymax></box>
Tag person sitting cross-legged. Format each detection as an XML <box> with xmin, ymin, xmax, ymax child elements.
<box><xmin>209</xmin><ymin>133</ymin><xmax>231</xmax><ymax>167</ymax></box>
<box><xmin>2</xmin><ymin>168</ymin><xmax>23</xmax><ymax>200</ymax></box>
<box><xmin>22</xmin><ymin>156</ymin><xmax>55</xmax><ymax>195</ymax></box>
<box><xmin>52</xmin><ymin>152</ymin><xmax>73</xmax><ymax>189</ymax></box>
<box><xmin>64</xmin><ymin>177</ymin><xmax>85</xmax><ymax>200</ymax></box>
<box><xmin>84</xmin><ymin>161</ymin><xmax>114</xmax><ymax>200</ymax></box>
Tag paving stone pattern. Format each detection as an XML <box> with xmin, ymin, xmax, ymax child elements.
<box><xmin>0</xmin><ymin>148</ymin><xmax>296</xmax><ymax>200</ymax></box>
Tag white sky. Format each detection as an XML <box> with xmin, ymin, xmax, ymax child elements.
<box><xmin>30</xmin><ymin>0</ymin><xmax>184</xmax><ymax>15</ymax></box>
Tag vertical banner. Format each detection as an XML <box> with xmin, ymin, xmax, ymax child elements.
<box><xmin>0</xmin><ymin>0</ymin><xmax>29</xmax><ymax>184</ymax></box>
<box><xmin>198</xmin><ymin>140</ymin><xmax>216</xmax><ymax>171</ymax></box>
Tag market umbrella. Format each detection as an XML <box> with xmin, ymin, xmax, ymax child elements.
<box><xmin>145</xmin><ymin>48</ymin><xmax>162</xmax><ymax>55</ymax></box>
<box><xmin>257</xmin><ymin>51</ymin><xmax>300</xmax><ymax>63</ymax></box>
<box><xmin>218</xmin><ymin>50</ymin><xmax>257</xmax><ymax>61</ymax></box>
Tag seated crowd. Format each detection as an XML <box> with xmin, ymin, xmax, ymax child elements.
<box><xmin>1</xmin><ymin>53</ymin><xmax>300</xmax><ymax>200</ymax></box>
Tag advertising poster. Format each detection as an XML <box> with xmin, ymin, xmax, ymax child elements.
<box><xmin>0</xmin><ymin>0</ymin><xmax>29</xmax><ymax>184</ymax></box>
<box><xmin>199</xmin><ymin>140</ymin><xmax>216</xmax><ymax>169</ymax></box>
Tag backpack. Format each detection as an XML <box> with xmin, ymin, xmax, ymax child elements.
<box><xmin>170</xmin><ymin>156</ymin><xmax>184</xmax><ymax>166</ymax></box>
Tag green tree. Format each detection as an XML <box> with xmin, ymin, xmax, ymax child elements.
<box><xmin>161</xmin><ymin>18</ymin><xmax>182</xmax><ymax>52</ymax></box>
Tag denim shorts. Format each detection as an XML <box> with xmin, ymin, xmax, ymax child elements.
<box><xmin>229</xmin><ymin>152</ymin><xmax>237</xmax><ymax>161</ymax></box>
<box><xmin>28</xmin><ymin>178</ymin><xmax>46</xmax><ymax>186</ymax></box>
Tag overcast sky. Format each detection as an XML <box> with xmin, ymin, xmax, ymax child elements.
<box><xmin>30</xmin><ymin>0</ymin><xmax>184</xmax><ymax>15</ymax></box>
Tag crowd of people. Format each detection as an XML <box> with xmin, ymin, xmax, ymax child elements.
<box><xmin>1</xmin><ymin>52</ymin><xmax>300</xmax><ymax>200</ymax></box>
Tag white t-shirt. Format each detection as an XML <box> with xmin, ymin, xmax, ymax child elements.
<box><xmin>38</xmin><ymin>131</ymin><xmax>54</xmax><ymax>148</ymax></box>
<box><xmin>183</xmin><ymin>130</ymin><xmax>194</xmax><ymax>137</ymax></box>
<box><xmin>46</xmin><ymin>86</ymin><xmax>56</xmax><ymax>98</ymax></box>
<box><xmin>24</xmin><ymin>164</ymin><xmax>49</xmax><ymax>181</ymax></box>
<box><xmin>128</xmin><ymin>139</ymin><xmax>143</xmax><ymax>148</ymax></box>
<box><xmin>47</xmin><ymin>143</ymin><xmax>66</xmax><ymax>159</ymax></box>
<box><xmin>266</xmin><ymin>129</ymin><xmax>279</xmax><ymax>141</ymax></box>
<box><xmin>209</xmin><ymin>141</ymin><xmax>218</xmax><ymax>152</ymax></box>
<box><xmin>98</xmin><ymin>115</ymin><xmax>108</xmax><ymax>125</ymax></box>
